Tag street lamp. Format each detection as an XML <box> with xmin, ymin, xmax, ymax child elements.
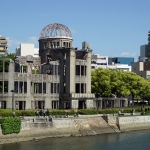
<box><xmin>95</xmin><ymin>93</ymin><xmax>100</xmax><ymax>110</ymax></box>
<box><xmin>11</xmin><ymin>90</ymin><xmax>15</xmax><ymax>111</ymax></box>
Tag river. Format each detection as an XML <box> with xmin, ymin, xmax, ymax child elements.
<box><xmin>0</xmin><ymin>130</ymin><xmax>150</xmax><ymax>150</ymax></box>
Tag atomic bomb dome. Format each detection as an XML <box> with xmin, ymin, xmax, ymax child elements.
<box><xmin>39</xmin><ymin>23</ymin><xmax>73</xmax><ymax>63</ymax></box>
<box><xmin>40</xmin><ymin>23</ymin><xmax>72</xmax><ymax>39</ymax></box>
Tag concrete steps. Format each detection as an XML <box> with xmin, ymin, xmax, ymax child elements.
<box><xmin>87</xmin><ymin>117</ymin><xmax>117</xmax><ymax>134</ymax></box>
<box><xmin>109</xmin><ymin>125</ymin><xmax>120</xmax><ymax>133</ymax></box>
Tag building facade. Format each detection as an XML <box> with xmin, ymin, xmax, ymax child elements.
<box><xmin>16</xmin><ymin>43</ymin><xmax>39</xmax><ymax>57</ymax></box>
<box><xmin>38</xmin><ymin>23</ymin><xmax>94</xmax><ymax>109</ymax></box>
<box><xmin>91</xmin><ymin>54</ymin><xmax>132</xmax><ymax>71</ymax></box>
<box><xmin>132</xmin><ymin>31</ymin><xmax>150</xmax><ymax>79</ymax></box>
<box><xmin>0</xmin><ymin>23</ymin><xmax>127</xmax><ymax>110</ymax></box>
<box><xmin>109</xmin><ymin>57</ymin><xmax>134</xmax><ymax>66</ymax></box>
<box><xmin>0</xmin><ymin>23</ymin><xmax>95</xmax><ymax>110</ymax></box>
<box><xmin>0</xmin><ymin>36</ymin><xmax>8</xmax><ymax>56</ymax></box>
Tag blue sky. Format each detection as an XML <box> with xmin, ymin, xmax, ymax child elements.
<box><xmin>0</xmin><ymin>0</ymin><xmax>150</xmax><ymax>61</ymax></box>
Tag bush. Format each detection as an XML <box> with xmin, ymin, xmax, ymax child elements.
<box><xmin>0</xmin><ymin>117</ymin><xmax>21</xmax><ymax>135</ymax></box>
<box><xmin>50</xmin><ymin>110</ymin><xmax>66</xmax><ymax>116</ymax></box>
<box><xmin>98</xmin><ymin>108</ymin><xmax>119</xmax><ymax>114</ymax></box>
<box><xmin>15</xmin><ymin>110</ymin><xmax>35</xmax><ymax>116</ymax></box>
<box><xmin>78</xmin><ymin>109</ymin><xmax>98</xmax><ymax>115</ymax></box>
<box><xmin>0</xmin><ymin>110</ymin><xmax>36</xmax><ymax>117</ymax></box>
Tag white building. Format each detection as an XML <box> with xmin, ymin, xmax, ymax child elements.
<box><xmin>91</xmin><ymin>54</ymin><xmax>131</xmax><ymax>71</ymax></box>
<box><xmin>16</xmin><ymin>43</ymin><xmax>39</xmax><ymax>57</ymax></box>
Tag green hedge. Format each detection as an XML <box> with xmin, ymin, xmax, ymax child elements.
<box><xmin>0</xmin><ymin>117</ymin><xmax>21</xmax><ymax>135</ymax></box>
<box><xmin>0</xmin><ymin>107</ymin><xmax>145</xmax><ymax>117</ymax></box>
<box><xmin>98</xmin><ymin>108</ymin><xmax>119</xmax><ymax>114</ymax></box>
<box><xmin>50</xmin><ymin>110</ymin><xmax>66</xmax><ymax>116</ymax></box>
<box><xmin>50</xmin><ymin>110</ymin><xmax>77</xmax><ymax>116</ymax></box>
<box><xmin>78</xmin><ymin>109</ymin><xmax>98</xmax><ymax>115</ymax></box>
<box><xmin>0</xmin><ymin>109</ymin><xmax>35</xmax><ymax>117</ymax></box>
<box><xmin>15</xmin><ymin>110</ymin><xmax>35</xmax><ymax>116</ymax></box>
<box><xmin>98</xmin><ymin>108</ymin><xmax>140</xmax><ymax>114</ymax></box>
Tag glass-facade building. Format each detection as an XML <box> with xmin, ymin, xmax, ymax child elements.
<box><xmin>108</xmin><ymin>57</ymin><xmax>134</xmax><ymax>66</ymax></box>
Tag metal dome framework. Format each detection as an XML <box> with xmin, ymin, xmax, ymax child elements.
<box><xmin>40</xmin><ymin>23</ymin><xmax>72</xmax><ymax>39</ymax></box>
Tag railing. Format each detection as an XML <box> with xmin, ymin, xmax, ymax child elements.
<box><xmin>71</xmin><ymin>93</ymin><xmax>95</xmax><ymax>98</ymax></box>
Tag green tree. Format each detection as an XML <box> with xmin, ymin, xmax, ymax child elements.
<box><xmin>110</xmin><ymin>70</ymin><xmax>130</xmax><ymax>97</ymax></box>
<box><xmin>91</xmin><ymin>68</ymin><xmax>111</xmax><ymax>97</ymax></box>
<box><xmin>91</xmin><ymin>68</ymin><xmax>150</xmax><ymax>106</ymax></box>
<box><xmin>0</xmin><ymin>54</ymin><xmax>16</xmax><ymax>72</ymax></box>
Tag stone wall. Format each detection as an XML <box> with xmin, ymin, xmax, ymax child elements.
<box><xmin>0</xmin><ymin>116</ymin><xmax>115</xmax><ymax>141</ymax></box>
<box><xmin>1</xmin><ymin>116</ymin><xmax>150</xmax><ymax>144</ymax></box>
<box><xmin>100</xmin><ymin>115</ymin><xmax>150</xmax><ymax>132</ymax></box>
<box><xmin>118</xmin><ymin>116</ymin><xmax>150</xmax><ymax>132</ymax></box>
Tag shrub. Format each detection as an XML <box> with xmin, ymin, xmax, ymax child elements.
<box><xmin>0</xmin><ymin>117</ymin><xmax>21</xmax><ymax>135</ymax></box>
<box><xmin>78</xmin><ymin>109</ymin><xmax>98</xmax><ymax>115</ymax></box>
<box><xmin>50</xmin><ymin>110</ymin><xmax>66</xmax><ymax>116</ymax></box>
<box><xmin>98</xmin><ymin>108</ymin><xmax>119</xmax><ymax>114</ymax></box>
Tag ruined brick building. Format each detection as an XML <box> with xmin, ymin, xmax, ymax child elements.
<box><xmin>0</xmin><ymin>23</ymin><xmax>95</xmax><ymax>110</ymax></box>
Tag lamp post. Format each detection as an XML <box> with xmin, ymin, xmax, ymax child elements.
<box><xmin>96</xmin><ymin>93</ymin><xmax>100</xmax><ymax>111</ymax></box>
<box><xmin>11</xmin><ymin>90</ymin><xmax>15</xmax><ymax>111</ymax></box>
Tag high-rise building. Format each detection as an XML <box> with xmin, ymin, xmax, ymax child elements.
<box><xmin>132</xmin><ymin>31</ymin><xmax>150</xmax><ymax>79</ymax></box>
<box><xmin>0</xmin><ymin>36</ymin><xmax>8</xmax><ymax>56</ymax></box>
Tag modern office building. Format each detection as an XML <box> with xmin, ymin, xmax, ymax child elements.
<box><xmin>132</xmin><ymin>31</ymin><xmax>150</xmax><ymax>79</ymax></box>
<box><xmin>109</xmin><ymin>57</ymin><xmax>134</xmax><ymax>66</ymax></box>
<box><xmin>0</xmin><ymin>36</ymin><xmax>8</xmax><ymax>56</ymax></box>
<box><xmin>16</xmin><ymin>43</ymin><xmax>39</xmax><ymax>57</ymax></box>
<box><xmin>91</xmin><ymin>54</ymin><xmax>132</xmax><ymax>71</ymax></box>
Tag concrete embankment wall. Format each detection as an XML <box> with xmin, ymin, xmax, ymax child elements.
<box><xmin>0</xmin><ymin>115</ymin><xmax>150</xmax><ymax>143</ymax></box>
<box><xmin>118</xmin><ymin>116</ymin><xmax>150</xmax><ymax>132</ymax></box>
<box><xmin>0</xmin><ymin>116</ymin><xmax>115</xmax><ymax>141</ymax></box>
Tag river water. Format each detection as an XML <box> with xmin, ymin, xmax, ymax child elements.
<box><xmin>0</xmin><ymin>130</ymin><xmax>150</xmax><ymax>150</ymax></box>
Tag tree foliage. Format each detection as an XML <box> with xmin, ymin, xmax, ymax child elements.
<box><xmin>0</xmin><ymin>54</ymin><xmax>16</xmax><ymax>92</ymax></box>
<box><xmin>0</xmin><ymin>54</ymin><xmax>16</xmax><ymax>72</ymax></box>
<box><xmin>91</xmin><ymin>68</ymin><xmax>150</xmax><ymax>101</ymax></box>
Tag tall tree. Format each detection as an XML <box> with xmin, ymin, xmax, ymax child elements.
<box><xmin>91</xmin><ymin>68</ymin><xmax>150</xmax><ymax>104</ymax></box>
<box><xmin>91</xmin><ymin>68</ymin><xmax>111</xmax><ymax>97</ymax></box>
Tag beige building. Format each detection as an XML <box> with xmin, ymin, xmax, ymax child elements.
<box><xmin>0</xmin><ymin>23</ymin><xmax>95</xmax><ymax>110</ymax></box>
<box><xmin>0</xmin><ymin>36</ymin><xmax>8</xmax><ymax>56</ymax></box>
<box><xmin>0</xmin><ymin>23</ymin><xmax>127</xmax><ymax>110</ymax></box>
<box><xmin>38</xmin><ymin>23</ymin><xmax>95</xmax><ymax>109</ymax></box>
<box><xmin>132</xmin><ymin>61</ymin><xmax>150</xmax><ymax>79</ymax></box>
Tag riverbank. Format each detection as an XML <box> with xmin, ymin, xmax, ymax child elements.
<box><xmin>0</xmin><ymin>115</ymin><xmax>150</xmax><ymax>145</ymax></box>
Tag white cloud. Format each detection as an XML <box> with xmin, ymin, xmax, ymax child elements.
<box><xmin>120</xmin><ymin>52</ymin><xmax>137</xmax><ymax>57</ymax></box>
<box><xmin>6</xmin><ymin>36</ymin><xmax>39</xmax><ymax>53</ymax></box>
<box><xmin>7</xmin><ymin>37</ymin><xmax>22</xmax><ymax>48</ymax></box>
<box><xmin>70</xmin><ymin>28</ymin><xmax>77</xmax><ymax>34</ymax></box>
<box><xmin>120</xmin><ymin>52</ymin><xmax>138</xmax><ymax>61</ymax></box>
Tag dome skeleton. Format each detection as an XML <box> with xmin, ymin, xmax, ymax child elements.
<box><xmin>40</xmin><ymin>23</ymin><xmax>72</xmax><ymax>39</ymax></box>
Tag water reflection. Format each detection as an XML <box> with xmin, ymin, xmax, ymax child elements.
<box><xmin>1</xmin><ymin>130</ymin><xmax>150</xmax><ymax>150</ymax></box>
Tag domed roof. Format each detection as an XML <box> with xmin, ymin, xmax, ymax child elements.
<box><xmin>40</xmin><ymin>23</ymin><xmax>72</xmax><ymax>39</ymax></box>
